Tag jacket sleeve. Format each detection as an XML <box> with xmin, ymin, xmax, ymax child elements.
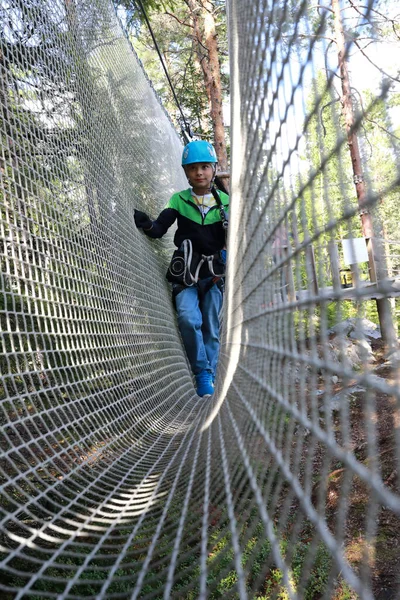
<box><xmin>143</xmin><ymin>207</ymin><xmax>178</xmax><ymax>239</ymax></box>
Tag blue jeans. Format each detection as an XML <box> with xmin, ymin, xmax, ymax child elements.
<box><xmin>175</xmin><ymin>279</ymin><xmax>223</xmax><ymax>377</ymax></box>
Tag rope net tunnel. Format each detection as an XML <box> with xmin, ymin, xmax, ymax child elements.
<box><xmin>1</xmin><ymin>0</ymin><xmax>400</xmax><ymax>598</ymax></box>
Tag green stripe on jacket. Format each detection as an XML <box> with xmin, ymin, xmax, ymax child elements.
<box><xmin>165</xmin><ymin>188</ymin><xmax>229</xmax><ymax>225</ymax></box>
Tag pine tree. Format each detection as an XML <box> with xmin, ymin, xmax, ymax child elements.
<box><xmin>119</xmin><ymin>0</ymin><xmax>229</xmax><ymax>168</ymax></box>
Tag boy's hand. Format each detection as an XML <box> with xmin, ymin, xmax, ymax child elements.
<box><xmin>134</xmin><ymin>209</ymin><xmax>152</xmax><ymax>230</ymax></box>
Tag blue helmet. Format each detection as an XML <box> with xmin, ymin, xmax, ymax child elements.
<box><xmin>181</xmin><ymin>140</ymin><xmax>218</xmax><ymax>166</ymax></box>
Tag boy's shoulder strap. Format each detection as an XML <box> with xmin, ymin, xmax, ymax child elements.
<box><xmin>210</xmin><ymin>186</ymin><xmax>229</xmax><ymax>205</ymax></box>
<box><xmin>211</xmin><ymin>186</ymin><xmax>229</xmax><ymax>231</ymax></box>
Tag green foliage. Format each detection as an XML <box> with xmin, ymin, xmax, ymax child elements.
<box><xmin>0</xmin><ymin>0</ymin><xmax>169</xmax><ymax>405</ymax></box>
<box><xmin>299</xmin><ymin>71</ymin><xmax>359</xmax><ymax>241</ymax></box>
<box><xmin>119</xmin><ymin>0</ymin><xmax>178</xmax><ymax>23</ymax></box>
<box><xmin>359</xmin><ymin>90</ymin><xmax>400</xmax><ymax>277</ymax></box>
<box><xmin>122</xmin><ymin>0</ymin><xmax>229</xmax><ymax>140</ymax></box>
<box><xmin>204</xmin><ymin>520</ymin><xmax>338</xmax><ymax>599</ymax></box>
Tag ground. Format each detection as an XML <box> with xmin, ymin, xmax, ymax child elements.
<box><xmin>323</xmin><ymin>339</ymin><xmax>400</xmax><ymax>599</ymax></box>
<box><xmin>1</xmin><ymin>340</ymin><xmax>400</xmax><ymax>599</ymax></box>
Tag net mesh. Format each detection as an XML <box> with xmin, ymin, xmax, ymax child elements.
<box><xmin>1</xmin><ymin>0</ymin><xmax>400</xmax><ymax>598</ymax></box>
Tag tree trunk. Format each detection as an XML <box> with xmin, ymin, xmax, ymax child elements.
<box><xmin>187</xmin><ymin>0</ymin><xmax>228</xmax><ymax>171</ymax></box>
<box><xmin>332</xmin><ymin>0</ymin><xmax>397</xmax><ymax>351</ymax></box>
<box><xmin>65</xmin><ymin>0</ymin><xmax>98</xmax><ymax>230</ymax></box>
<box><xmin>189</xmin><ymin>8</ymin><xmax>213</xmax><ymax>132</ymax></box>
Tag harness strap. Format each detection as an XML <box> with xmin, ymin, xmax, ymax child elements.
<box><xmin>182</xmin><ymin>239</ymin><xmax>194</xmax><ymax>285</ymax></box>
<box><xmin>182</xmin><ymin>239</ymin><xmax>223</xmax><ymax>285</ymax></box>
<box><xmin>182</xmin><ymin>239</ymin><xmax>205</xmax><ymax>284</ymax></box>
<box><xmin>211</xmin><ymin>186</ymin><xmax>229</xmax><ymax>231</ymax></box>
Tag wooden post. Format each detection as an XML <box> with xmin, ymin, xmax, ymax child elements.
<box><xmin>366</xmin><ymin>237</ymin><xmax>377</xmax><ymax>283</ymax></box>
<box><xmin>283</xmin><ymin>246</ymin><xmax>296</xmax><ymax>302</ymax></box>
<box><xmin>328</xmin><ymin>241</ymin><xmax>341</xmax><ymax>289</ymax></box>
<box><xmin>332</xmin><ymin>0</ymin><xmax>397</xmax><ymax>351</ymax></box>
<box><xmin>216</xmin><ymin>171</ymin><xmax>230</xmax><ymax>194</ymax></box>
<box><xmin>306</xmin><ymin>245</ymin><xmax>319</xmax><ymax>295</ymax></box>
<box><xmin>350</xmin><ymin>263</ymin><xmax>358</xmax><ymax>288</ymax></box>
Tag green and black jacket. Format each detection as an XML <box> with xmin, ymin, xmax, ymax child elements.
<box><xmin>143</xmin><ymin>188</ymin><xmax>229</xmax><ymax>255</ymax></box>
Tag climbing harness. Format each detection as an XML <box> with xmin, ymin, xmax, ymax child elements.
<box><xmin>166</xmin><ymin>239</ymin><xmax>225</xmax><ymax>286</ymax></box>
<box><xmin>211</xmin><ymin>186</ymin><xmax>229</xmax><ymax>231</ymax></box>
<box><xmin>166</xmin><ymin>187</ymin><xmax>228</xmax><ymax>286</ymax></box>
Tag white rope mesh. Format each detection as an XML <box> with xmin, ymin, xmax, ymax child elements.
<box><xmin>1</xmin><ymin>0</ymin><xmax>400</xmax><ymax>598</ymax></box>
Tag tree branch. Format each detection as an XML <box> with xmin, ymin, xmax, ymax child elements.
<box><xmin>353</xmin><ymin>38</ymin><xmax>400</xmax><ymax>83</ymax></box>
<box><xmin>324</xmin><ymin>40</ymin><xmax>341</xmax><ymax>84</ymax></box>
<box><xmin>282</xmin><ymin>34</ymin><xmax>336</xmax><ymax>43</ymax></box>
<box><xmin>310</xmin><ymin>4</ymin><xmax>335</xmax><ymax>14</ymax></box>
<box><xmin>355</xmin><ymin>90</ymin><xmax>374</xmax><ymax>158</ymax></box>
<box><xmin>364</xmin><ymin>114</ymin><xmax>400</xmax><ymax>143</ymax></box>
<box><xmin>347</xmin><ymin>0</ymin><xmax>400</xmax><ymax>41</ymax></box>
<box><xmin>164</xmin><ymin>11</ymin><xmax>193</xmax><ymax>29</ymax></box>
<box><xmin>320</xmin><ymin>97</ymin><xmax>340</xmax><ymax>137</ymax></box>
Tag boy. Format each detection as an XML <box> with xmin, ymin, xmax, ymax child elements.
<box><xmin>134</xmin><ymin>140</ymin><xmax>229</xmax><ymax>398</ymax></box>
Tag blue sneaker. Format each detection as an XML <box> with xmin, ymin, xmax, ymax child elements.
<box><xmin>196</xmin><ymin>370</ymin><xmax>214</xmax><ymax>397</ymax></box>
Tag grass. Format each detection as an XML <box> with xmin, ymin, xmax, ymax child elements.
<box><xmin>1</xmin><ymin>510</ymin><xmax>349</xmax><ymax>600</ymax></box>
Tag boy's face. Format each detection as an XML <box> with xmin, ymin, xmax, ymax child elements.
<box><xmin>184</xmin><ymin>162</ymin><xmax>214</xmax><ymax>192</ymax></box>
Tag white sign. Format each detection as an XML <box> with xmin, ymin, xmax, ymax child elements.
<box><xmin>342</xmin><ymin>238</ymin><xmax>369</xmax><ymax>265</ymax></box>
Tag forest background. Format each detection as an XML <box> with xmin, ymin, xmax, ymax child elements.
<box><xmin>1</xmin><ymin>1</ymin><xmax>400</xmax><ymax>598</ymax></box>
<box><xmin>120</xmin><ymin>0</ymin><xmax>400</xmax><ymax>331</ymax></box>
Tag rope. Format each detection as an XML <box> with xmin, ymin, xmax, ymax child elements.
<box><xmin>135</xmin><ymin>0</ymin><xmax>193</xmax><ymax>141</ymax></box>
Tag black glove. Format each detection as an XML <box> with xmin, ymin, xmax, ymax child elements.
<box><xmin>134</xmin><ymin>209</ymin><xmax>152</xmax><ymax>230</ymax></box>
